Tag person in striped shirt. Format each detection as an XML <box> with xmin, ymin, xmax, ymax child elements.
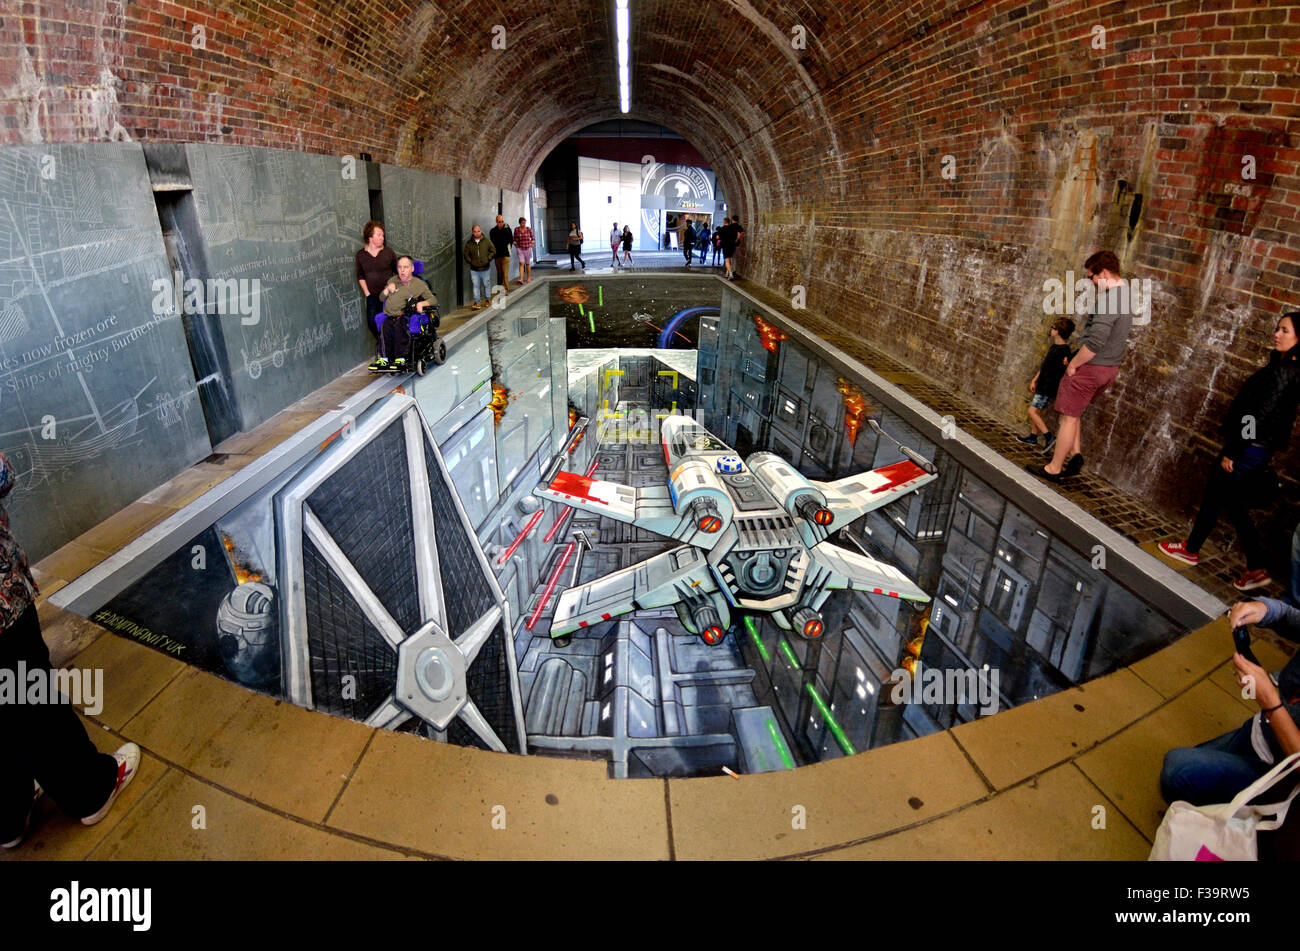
<box><xmin>514</xmin><ymin>217</ymin><xmax>536</xmax><ymax>285</ymax></box>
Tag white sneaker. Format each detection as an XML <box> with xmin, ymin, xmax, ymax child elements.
<box><xmin>81</xmin><ymin>743</ymin><xmax>140</xmax><ymax>826</ymax></box>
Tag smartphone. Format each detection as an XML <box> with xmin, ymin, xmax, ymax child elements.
<box><xmin>1232</xmin><ymin>625</ymin><xmax>1260</xmax><ymax>666</ymax></box>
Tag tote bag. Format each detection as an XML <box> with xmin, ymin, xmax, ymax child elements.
<box><xmin>1150</xmin><ymin>750</ymin><xmax>1300</xmax><ymax>860</ymax></box>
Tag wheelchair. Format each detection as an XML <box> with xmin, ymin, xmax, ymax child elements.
<box><xmin>369</xmin><ymin>261</ymin><xmax>447</xmax><ymax>376</ymax></box>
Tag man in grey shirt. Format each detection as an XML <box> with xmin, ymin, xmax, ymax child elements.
<box><xmin>1028</xmin><ymin>250</ymin><xmax>1133</xmax><ymax>482</ymax></box>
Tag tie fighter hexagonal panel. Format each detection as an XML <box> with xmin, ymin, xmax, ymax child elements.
<box><xmin>274</xmin><ymin>394</ymin><xmax>526</xmax><ymax>753</ymax></box>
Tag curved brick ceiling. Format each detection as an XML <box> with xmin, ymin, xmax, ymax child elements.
<box><xmin>5</xmin><ymin>0</ymin><xmax>1300</xmax><ymax>513</ymax></box>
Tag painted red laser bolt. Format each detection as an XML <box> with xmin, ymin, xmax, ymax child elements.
<box><xmin>702</xmin><ymin>625</ymin><xmax>724</xmax><ymax>645</ymax></box>
<box><xmin>498</xmin><ymin>509</ymin><xmax>545</xmax><ymax>564</ymax></box>
<box><xmin>526</xmin><ymin>541</ymin><xmax>575</xmax><ymax>631</ymax></box>
<box><xmin>803</xmin><ymin>618</ymin><xmax>824</xmax><ymax>638</ymax></box>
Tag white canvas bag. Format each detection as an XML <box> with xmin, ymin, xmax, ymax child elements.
<box><xmin>1150</xmin><ymin>750</ymin><xmax>1300</xmax><ymax>861</ymax></box>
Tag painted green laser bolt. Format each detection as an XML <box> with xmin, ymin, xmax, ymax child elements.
<box><xmin>767</xmin><ymin>719</ymin><xmax>795</xmax><ymax>769</ymax></box>
<box><xmin>598</xmin><ymin>285</ymin><xmax>604</xmax><ymax>306</ymax></box>
<box><xmin>743</xmin><ymin>616</ymin><xmax>769</xmax><ymax>661</ymax></box>
<box><xmin>588</xmin><ymin>312</ymin><xmax>595</xmax><ymax>333</ymax></box>
<box><xmin>805</xmin><ymin>682</ymin><xmax>856</xmax><ymax>756</ymax></box>
<box><xmin>578</xmin><ymin>302</ymin><xmax>585</xmax><ymax>316</ymax></box>
<box><xmin>779</xmin><ymin>638</ymin><xmax>800</xmax><ymax>670</ymax></box>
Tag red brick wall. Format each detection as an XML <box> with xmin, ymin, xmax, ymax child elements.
<box><xmin>3</xmin><ymin>0</ymin><xmax>1299</xmax><ymax>526</ymax></box>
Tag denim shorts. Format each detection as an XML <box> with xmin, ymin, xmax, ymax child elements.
<box><xmin>1030</xmin><ymin>392</ymin><xmax>1051</xmax><ymax>410</ymax></box>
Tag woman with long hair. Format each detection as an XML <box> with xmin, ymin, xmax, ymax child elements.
<box><xmin>1160</xmin><ymin>312</ymin><xmax>1300</xmax><ymax>591</ymax></box>
<box><xmin>355</xmin><ymin>221</ymin><xmax>396</xmax><ymax>347</ymax></box>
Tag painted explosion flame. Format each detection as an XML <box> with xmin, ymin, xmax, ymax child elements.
<box><xmin>835</xmin><ymin>377</ymin><xmax>870</xmax><ymax>445</ymax></box>
<box><xmin>752</xmin><ymin>314</ymin><xmax>789</xmax><ymax>353</ymax></box>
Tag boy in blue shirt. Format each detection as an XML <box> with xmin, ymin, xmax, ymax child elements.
<box><xmin>1017</xmin><ymin>317</ymin><xmax>1075</xmax><ymax>452</ymax></box>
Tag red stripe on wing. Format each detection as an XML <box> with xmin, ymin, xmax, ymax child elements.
<box><xmin>869</xmin><ymin>460</ymin><xmax>927</xmax><ymax>493</ymax></box>
<box><xmin>549</xmin><ymin>471</ymin><xmax>607</xmax><ymax>504</ymax></box>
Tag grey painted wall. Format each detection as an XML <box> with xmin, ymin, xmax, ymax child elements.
<box><xmin>187</xmin><ymin>145</ymin><xmax>372</xmax><ymax>432</ymax></box>
<box><xmin>0</xmin><ymin>144</ymin><xmax>211</xmax><ymax>560</ymax></box>
<box><xmin>379</xmin><ymin>164</ymin><xmax>457</xmax><ymax>320</ymax></box>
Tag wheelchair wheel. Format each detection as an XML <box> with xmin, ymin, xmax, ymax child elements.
<box><xmin>431</xmin><ymin>338</ymin><xmax>447</xmax><ymax>365</ymax></box>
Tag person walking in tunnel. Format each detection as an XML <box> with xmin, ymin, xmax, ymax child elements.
<box><xmin>355</xmin><ymin>220</ymin><xmax>397</xmax><ymax>354</ymax></box>
<box><xmin>1158</xmin><ymin>312</ymin><xmax>1300</xmax><ymax>591</ymax></box>
<box><xmin>711</xmin><ymin>226</ymin><xmax>723</xmax><ymax>266</ymax></box>
<box><xmin>697</xmin><ymin>222</ymin><xmax>711</xmax><ymax>265</ymax></box>
<box><xmin>514</xmin><ymin>217</ymin><xmax>535</xmax><ymax>284</ymax></box>
<box><xmin>1026</xmin><ymin>250</ymin><xmax>1132</xmax><ymax>484</ymax></box>
<box><xmin>620</xmin><ymin>224</ymin><xmax>634</xmax><ymax>266</ymax></box>
<box><xmin>0</xmin><ymin>452</ymin><xmax>140</xmax><ymax>850</ymax></box>
<box><xmin>610</xmin><ymin>221</ymin><xmax>622</xmax><ymax>267</ymax></box>
<box><xmin>719</xmin><ymin>215</ymin><xmax>743</xmax><ymax>280</ymax></box>
<box><xmin>1016</xmin><ymin>317</ymin><xmax>1075</xmax><ymax>451</ymax></box>
<box><xmin>567</xmin><ymin>222</ymin><xmax>585</xmax><ymax>270</ymax></box>
<box><xmin>490</xmin><ymin>215</ymin><xmax>514</xmax><ymax>291</ymax></box>
<box><xmin>464</xmin><ymin>224</ymin><xmax>496</xmax><ymax>309</ymax></box>
<box><xmin>683</xmin><ymin>218</ymin><xmax>697</xmax><ymax>268</ymax></box>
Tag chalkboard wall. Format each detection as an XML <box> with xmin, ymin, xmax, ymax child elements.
<box><xmin>187</xmin><ymin>145</ymin><xmax>373</xmax><ymax>432</ymax></box>
<box><xmin>0</xmin><ymin>144</ymin><xmax>212</xmax><ymax>561</ymax></box>
<box><xmin>379</xmin><ymin>165</ymin><xmax>457</xmax><ymax>319</ymax></box>
<box><xmin>0</xmin><ymin>140</ymin><xmax>527</xmax><ymax>563</ymax></box>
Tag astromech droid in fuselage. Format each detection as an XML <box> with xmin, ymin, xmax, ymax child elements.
<box><xmin>536</xmin><ymin>416</ymin><xmax>937</xmax><ymax>647</ymax></box>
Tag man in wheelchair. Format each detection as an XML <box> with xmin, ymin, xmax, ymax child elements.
<box><xmin>370</xmin><ymin>255</ymin><xmax>437</xmax><ymax>372</ymax></box>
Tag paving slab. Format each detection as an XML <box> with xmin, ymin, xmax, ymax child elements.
<box><xmin>1075</xmin><ymin>679</ymin><xmax>1255</xmax><ymax>840</ymax></box>
<box><xmin>74</xmin><ymin>502</ymin><xmax>175</xmax><ymax>556</ymax></box>
<box><xmin>35</xmin><ymin>542</ymin><xmax>108</xmax><ymax>586</ymax></box>
<box><xmin>1130</xmin><ymin>616</ymin><xmax>1235</xmax><ymax>699</ymax></box>
<box><xmin>949</xmin><ymin>667</ymin><xmax>1164</xmax><ymax>790</ymax></box>
<box><xmin>668</xmin><ymin>730</ymin><xmax>987</xmax><ymax>860</ymax></box>
<box><xmin>88</xmin><ymin>770</ymin><xmax>412</xmax><ymax>861</ymax></box>
<box><xmin>37</xmin><ymin>601</ymin><xmax>104</xmax><ymax>668</ymax></box>
<box><xmin>814</xmin><ymin>764</ymin><xmax>1151</xmax><ymax>860</ymax></box>
<box><xmin>328</xmin><ymin>729</ymin><xmax>669</xmax><ymax>860</ymax></box>
<box><xmin>69</xmin><ymin>630</ymin><xmax>186</xmax><ymax>731</ymax></box>
<box><xmin>122</xmin><ymin>666</ymin><xmax>371</xmax><ymax>823</ymax></box>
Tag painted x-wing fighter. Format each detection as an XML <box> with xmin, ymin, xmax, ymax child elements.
<box><xmin>536</xmin><ymin>416</ymin><xmax>938</xmax><ymax>647</ymax></box>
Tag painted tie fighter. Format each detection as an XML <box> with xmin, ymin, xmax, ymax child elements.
<box><xmin>536</xmin><ymin>416</ymin><xmax>938</xmax><ymax>647</ymax></box>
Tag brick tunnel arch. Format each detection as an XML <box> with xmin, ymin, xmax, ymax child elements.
<box><xmin>3</xmin><ymin>0</ymin><xmax>1299</xmax><ymax>528</ymax></box>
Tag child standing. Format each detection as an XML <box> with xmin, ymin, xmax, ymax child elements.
<box><xmin>1016</xmin><ymin>317</ymin><xmax>1075</xmax><ymax>452</ymax></box>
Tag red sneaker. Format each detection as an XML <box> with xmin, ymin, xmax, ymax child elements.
<box><xmin>1233</xmin><ymin>569</ymin><xmax>1273</xmax><ymax>592</ymax></box>
<box><xmin>1158</xmin><ymin>541</ymin><xmax>1198</xmax><ymax>566</ymax></box>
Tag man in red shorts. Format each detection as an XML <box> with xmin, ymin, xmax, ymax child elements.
<box><xmin>1027</xmin><ymin>250</ymin><xmax>1133</xmax><ymax>483</ymax></box>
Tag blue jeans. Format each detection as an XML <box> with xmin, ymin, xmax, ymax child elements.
<box><xmin>1160</xmin><ymin>717</ymin><xmax>1274</xmax><ymax>807</ymax></box>
<box><xmin>470</xmin><ymin>267</ymin><xmax>491</xmax><ymax>304</ymax></box>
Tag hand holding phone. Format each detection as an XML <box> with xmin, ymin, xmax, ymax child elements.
<box><xmin>1233</xmin><ymin>625</ymin><xmax>1260</xmax><ymax>666</ymax></box>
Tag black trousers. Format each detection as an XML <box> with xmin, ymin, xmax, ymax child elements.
<box><xmin>1186</xmin><ymin>448</ymin><xmax>1272</xmax><ymax>569</ymax></box>
<box><xmin>568</xmin><ymin>247</ymin><xmax>584</xmax><ymax>267</ymax></box>
<box><xmin>0</xmin><ymin>604</ymin><xmax>117</xmax><ymax>835</ymax></box>
<box><xmin>365</xmin><ymin>294</ymin><xmax>383</xmax><ymax>340</ymax></box>
<box><xmin>379</xmin><ymin>312</ymin><xmax>411</xmax><ymax>361</ymax></box>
